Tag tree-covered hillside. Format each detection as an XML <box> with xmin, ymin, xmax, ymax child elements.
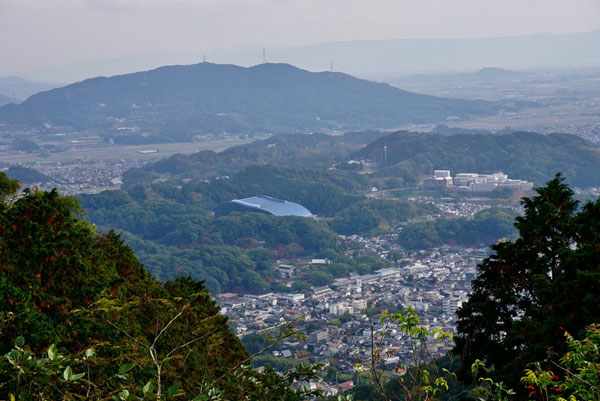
<box><xmin>121</xmin><ymin>164</ymin><xmax>368</xmax><ymax>216</ymax></box>
<box><xmin>130</xmin><ymin>131</ymin><xmax>388</xmax><ymax>180</ymax></box>
<box><xmin>5</xmin><ymin>165</ymin><xmax>53</xmax><ymax>184</ymax></box>
<box><xmin>330</xmin><ymin>198</ymin><xmax>439</xmax><ymax>236</ymax></box>
<box><xmin>397</xmin><ymin>207</ymin><xmax>518</xmax><ymax>250</ymax></box>
<box><xmin>353</xmin><ymin>131</ymin><xmax>600</xmax><ymax>187</ymax></box>
<box><xmin>79</xmin><ymin>165</ymin><xmax>438</xmax><ymax>293</ymax></box>
<box><xmin>0</xmin><ymin>173</ymin><xmax>326</xmax><ymax>400</ymax></box>
<box><xmin>0</xmin><ymin>63</ymin><xmax>501</xmax><ymax>140</ymax></box>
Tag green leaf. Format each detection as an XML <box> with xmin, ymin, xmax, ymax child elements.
<box><xmin>34</xmin><ymin>359</ymin><xmax>48</xmax><ymax>368</ymax></box>
<box><xmin>48</xmin><ymin>344</ymin><xmax>58</xmax><ymax>361</ymax></box>
<box><xmin>167</xmin><ymin>383</ymin><xmax>181</xmax><ymax>396</ymax></box>
<box><xmin>15</xmin><ymin>336</ymin><xmax>25</xmax><ymax>347</ymax></box>
<box><xmin>142</xmin><ymin>381</ymin><xmax>153</xmax><ymax>394</ymax></box>
<box><xmin>85</xmin><ymin>348</ymin><xmax>95</xmax><ymax>358</ymax></box>
<box><xmin>64</xmin><ymin>366</ymin><xmax>73</xmax><ymax>381</ymax></box>
<box><xmin>118</xmin><ymin>389</ymin><xmax>130</xmax><ymax>400</ymax></box>
<box><xmin>8</xmin><ymin>349</ymin><xmax>19</xmax><ymax>360</ymax></box>
<box><xmin>71</xmin><ymin>372</ymin><xmax>85</xmax><ymax>381</ymax></box>
<box><xmin>118</xmin><ymin>363</ymin><xmax>135</xmax><ymax>375</ymax></box>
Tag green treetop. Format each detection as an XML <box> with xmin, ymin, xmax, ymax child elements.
<box><xmin>454</xmin><ymin>174</ymin><xmax>600</xmax><ymax>394</ymax></box>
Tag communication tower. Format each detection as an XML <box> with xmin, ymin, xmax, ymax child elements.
<box><xmin>383</xmin><ymin>145</ymin><xmax>388</xmax><ymax>168</ymax></box>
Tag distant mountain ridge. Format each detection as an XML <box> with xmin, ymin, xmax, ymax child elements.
<box><xmin>17</xmin><ymin>31</ymin><xmax>600</xmax><ymax>82</ymax></box>
<box><xmin>0</xmin><ymin>93</ymin><xmax>15</xmax><ymax>107</ymax></box>
<box><xmin>0</xmin><ymin>76</ymin><xmax>60</xmax><ymax>102</ymax></box>
<box><xmin>0</xmin><ymin>63</ymin><xmax>501</xmax><ymax>140</ymax></box>
<box><xmin>272</xmin><ymin>30</ymin><xmax>600</xmax><ymax>76</ymax></box>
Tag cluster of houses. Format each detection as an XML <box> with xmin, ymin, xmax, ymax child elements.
<box><xmin>216</xmin><ymin>246</ymin><xmax>486</xmax><ymax>395</ymax></box>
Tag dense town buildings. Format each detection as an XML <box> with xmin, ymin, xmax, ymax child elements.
<box><xmin>216</xmin><ymin>231</ymin><xmax>486</xmax><ymax>393</ymax></box>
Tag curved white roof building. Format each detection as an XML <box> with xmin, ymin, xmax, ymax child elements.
<box><xmin>214</xmin><ymin>195</ymin><xmax>313</xmax><ymax>217</ymax></box>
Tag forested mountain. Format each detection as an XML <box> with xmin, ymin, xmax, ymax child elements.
<box><xmin>353</xmin><ymin>131</ymin><xmax>600</xmax><ymax>187</ymax></box>
<box><xmin>0</xmin><ymin>63</ymin><xmax>500</xmax><ymax>139</ymax></box>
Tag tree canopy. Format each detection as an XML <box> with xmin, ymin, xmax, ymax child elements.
<box><xmin>397</xmin><ymin>207</ymin><xmax>517</xmax><ymax>250</ymax></box>
<box><xmin>453</xmin><ymin>174</ymin><xmax>600</xmax><ymax>393</ymax></box>
<box><xmin>0</xmin><ymin>182</ymin><xmax>320</xmax><ymax>400</ymax></box>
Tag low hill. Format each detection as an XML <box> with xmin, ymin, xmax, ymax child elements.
<box><xmin>6</xmin><ymin>165</ymin><xmax>53</xmax><ymax>184</ymax></box>
<box><xmin>0</xmin><ymin>63</ymin><xmax>501</xmax><ymax>140</ymax></box>
<box><xmin>397</xmin><ymin>207</ymin><xmax>518</xmax><ymax>250</ymax></box>
<box><xmin>128</xmin><ymin>131</ymin><xmax>388</xmax><ymax>180</ymax></box>
<box><xmin>351</xmin><ymin>131</ymin><xmax>600</xmax><ymax>187</ymax></box>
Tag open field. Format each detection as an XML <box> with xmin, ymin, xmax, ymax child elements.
<box><xmin>0</xmin><ymin>134</ymin><xmax>265</xmax><ymax>194</ymax></box>
<box><xmin>0</xmin><ymin>136</ymin><xmax>260</xmax><ymax>165</ymax></box>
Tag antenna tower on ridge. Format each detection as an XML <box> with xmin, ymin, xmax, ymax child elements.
<box><xmin>263</xmin><ymin>48</ymin><xmax>266</xmax><ymax>64</ymax></box>
<box><xmin>383</xmin><ymin>145</ymin><xmax>388</xmax><ymax>168</ymax></box>
<box><xmin>203</xmin><ymin>54</ymin><xmax>206</xmax><ymax>63</ymax></box>
<box><xmin>330</xmin><ymin>60</ymin><xmax>334</xmax><ymax>72</ymax></box>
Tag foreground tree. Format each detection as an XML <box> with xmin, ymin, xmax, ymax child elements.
<box><xmin>454</xmin><ymin>174</ymin><xmax>600</xmax><ymax>392</ymax></box>
<box><xmin>0</xmin><ymin>182</ymin><xmax>319</xmax><ymax>400</ymax></box>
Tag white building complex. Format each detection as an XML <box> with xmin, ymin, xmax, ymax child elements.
<box><xmin>454</xmin><ymin>172</ymin><xmax>533</xmax><ymax>192</ymax></box>
<box><xmin>425</xmin><ymin>170</ymin><xmax>533</xmax><ymax>192</ymax></box>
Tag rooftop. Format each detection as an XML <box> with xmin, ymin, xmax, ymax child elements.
<box><xmin>215</xmin><ymin>195</ymin><xmax>313</xmax><ymax>217</ymax></box>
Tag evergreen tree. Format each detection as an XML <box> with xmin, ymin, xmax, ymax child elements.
<box><xmin>454</xmin><ymin>174</ymin><xmax>600</xmax><ymax>392</ymax></box>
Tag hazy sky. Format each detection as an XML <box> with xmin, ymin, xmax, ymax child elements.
<box><xmin>2</xmin><ymin>0</ymin><xmax>600</xmax><ymax>80</ymax></box>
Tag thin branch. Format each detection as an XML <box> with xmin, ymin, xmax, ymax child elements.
<box><xmin>163</xmin><ymin>331</ymin><xmax>214</xmax><ymax>361</ymax></box>
<box><xmin>97</xmin><ymin>314</ymin><xmax>150</xmax><ymax>350</ymax></box>
<box><xmin>152</xmin><ymin>306</ymin><xmax>187</xmax><ymax>348</ymax></box>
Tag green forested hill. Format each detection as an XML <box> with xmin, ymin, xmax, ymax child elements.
<box><xmin>131</xmin><ymin>131</ymin><xmax>388</xmax><ymax>179</ymax></box>
<box><xmin>353</xmin><ymin>131</ymin><xmax>600</xmax><ymax>187</ymax></box>
<box><xmin>79</xmin><ymin>165</ymin><xmax>439</xmax><ymax>293</ymax></box>
<box><xmin>397</xmin><ymin>207</ymin><xmax>518</xmax><ymax>250</ymax></box>
<box><xmin>0</xmin><ymin>63</ymin><xmax>500</xmax><ymax>139</ymax></box>
<box><xmin>80</xmin><ymin>166</ymin><xmax>364</xmax><ymax>292</ymax></box>
<box><xmin>122</xmin><ymin>164</ymin><xmax>368</xmax><ymax>216</ymax></box>
<box><xmin>5</xmin><ymin>165</ymin><xmax>53</xmax><ymax>184</ymax></box>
